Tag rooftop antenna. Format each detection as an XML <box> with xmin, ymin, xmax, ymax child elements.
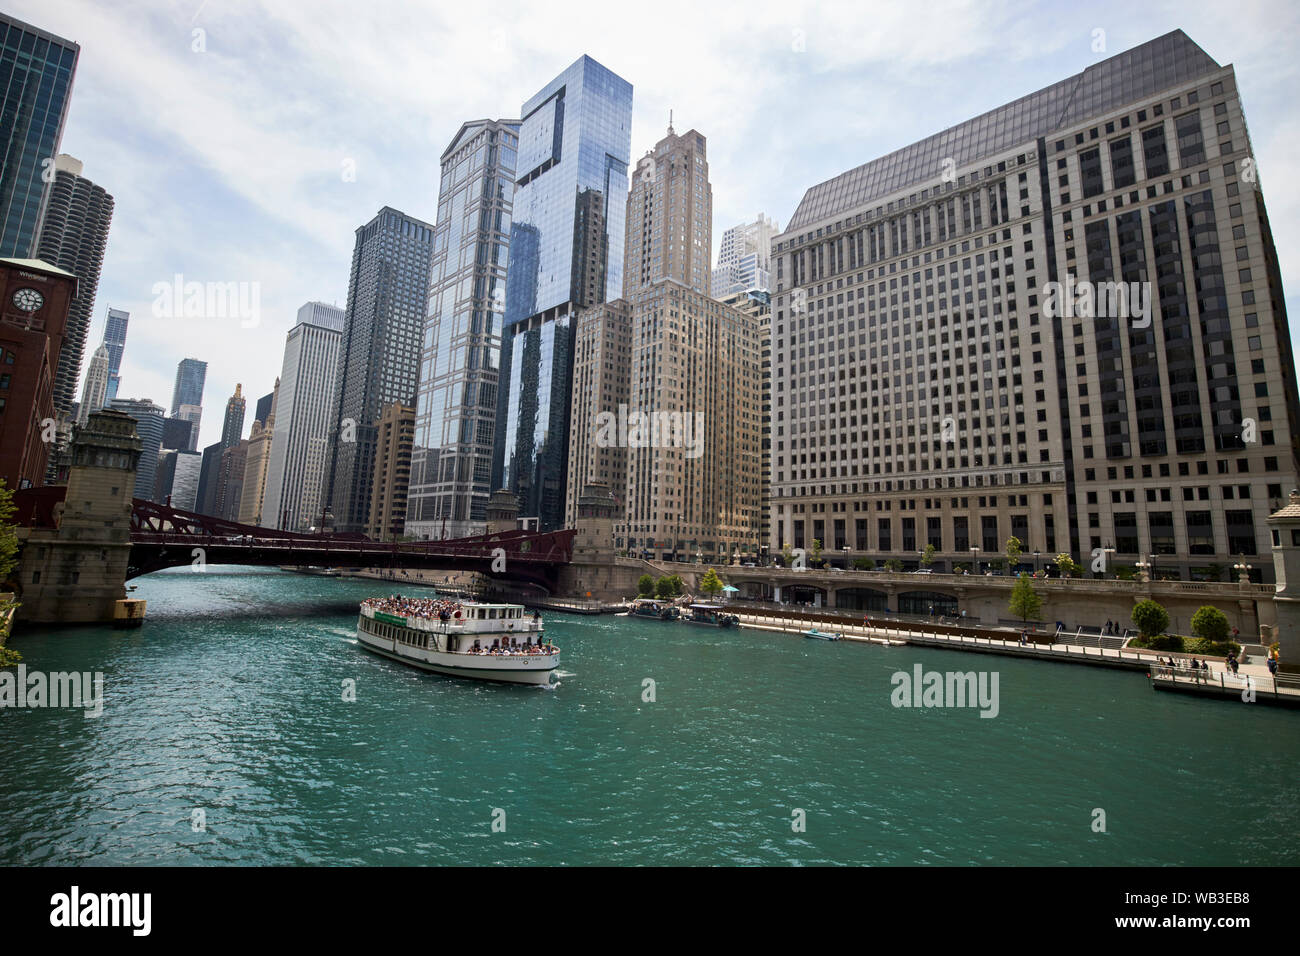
<box><xmin>668</xmin><ymin>109</ymin><xmax>674</xmax><ymax>135</ymax></box>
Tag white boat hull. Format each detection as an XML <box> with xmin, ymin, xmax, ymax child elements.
<box><xmin>356</xmin><ymin>624</ymin><xmax>559</xmax><ymax>686</ymax></box>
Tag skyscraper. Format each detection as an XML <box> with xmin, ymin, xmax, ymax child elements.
<box><xmin>76</xmin><ymin>343</ymin><xmax>109</xmax><ymax>425</ymax></box>
<box><xmin>254</xmin><ymin>390</ymin><xmax>274</xmax><ymax>428</ymax></box>
<box><xmin>221</xmin><ymin>383</ymin><xmax>246</xmax><ymax>448</ymax></box>
<box><xmin>366</xmin><ymin>402</ymin><xmax>415</xmax><ymax>540</ymax></box>
<box><xmin>0</xmin><ymin>15</ymin><xmax>79</xmax><ymax>259</ymax></box>
<box><xmin>625</xmin><ymin>124</ymin><xmax>713</xmax><ymax>297</ymax></box>
<box><xmin>206</xmin><ymin>384</ymin><xmax>246</xmax><ymax>517</ymax></box>
<box><xmin>566</xmin><ymin>125</ymin><xmax>764</xmax><ymax>559</ymax></box>
<box><xmin>110</xmin><ymin>397</ymin><xmax>165</xmax><ymax>500</ymax></box>
<box><xmin>170</xmin><ymin>357</ymin><xmax>206</xmax><ymax>448</ymax></box>
<box><xmin>34</xmin><ymin>155</ymin><xmax>115</xmax><ymax>420</ymax></box>
<box><xmin>770</xmin><ymin>30</ymin><xmax>1300</xmax><ymax>584</ymax></box>
<box><xmin>262</xmin><ymin>302</ymin><xmax>344</xmax><ymax>530</ymax></box>
<box><xmin>326</xmin><ymin>208</ymin><xmax>435</xmax><ymax>533</ymax></box>
<box><xmin>102</xmin><ymin>307</ymin><xmax>128</xmax><ymax>403</ymax></box>
<box><xmin>407</xmin><ymin>119</ymin><xmax>519</xmax><ymax>540</ymax></box>
<box><xmin>493</xmin><ymin>55</ymin><xmax>633</xmax><ymax>531</ymax></box>
<box><xmin>711</xmin><ymin>214</ymin><xmax>779</xmax><ymax>298</ymax></box>
<box><xmin>171</xmin><ymin>358</ymin><xmax>207</xmax><ymax>415</ymax></box>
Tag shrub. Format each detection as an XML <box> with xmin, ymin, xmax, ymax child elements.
<box><xmin>637</xmin><ymin>574</ymin><xmax>655</xmax><ymax>597</ymax></box>
<box><xmin>1131</xmin><ymin>599</ymin><xmax>1170</xmax><ymax>639</ymax></box>
<box><xmin>852</xmin><ymin>557</ymin><xmax>876</xmax><ymax>571</ymax></box>
<box><xmin>1141</xmin><ymin>634</ymin><xmax>1185</xmax><ymax>652</ymax></box>
<box><xmin>884</xmin><ymin>558</ymin><xmax>903</xmax><ymax>573</ymax></box>
<box><xmin>1190</xmin><ymin>605</ymin><xmax>1230</xmax><ymax>643</ymax></box>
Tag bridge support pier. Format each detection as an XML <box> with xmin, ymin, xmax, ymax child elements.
<box><xmin>14</xmin><ymin>410</ymin><xmax>141</xmax><ymax>626</ymax></box>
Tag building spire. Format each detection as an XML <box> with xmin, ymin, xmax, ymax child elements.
<box><xmin>668</xmin><ymin>109</ymin><xmax>674</xmax><ymax>136</ymax></box>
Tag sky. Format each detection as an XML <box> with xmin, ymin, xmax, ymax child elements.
<box><xmin>13</xmin><ymin>0</ymin><xmax>1300</xmax><ymax>449</ymax></box>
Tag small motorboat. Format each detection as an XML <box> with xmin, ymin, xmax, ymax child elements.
<box><xmin>803</xmin><ymin>627</ymin><xmax>842</xmax><ymax>641</ymax></box>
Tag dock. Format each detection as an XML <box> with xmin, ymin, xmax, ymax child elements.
<box><xmin>1147</xmin><ymin>664</ymin><xmax>1300</xmax><ymax>708</ymax></box>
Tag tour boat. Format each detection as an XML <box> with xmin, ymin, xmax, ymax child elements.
<box><xmin>683</xmin><ymin>604</ymin><xmax>739</xmax><ymax>628</ymax></box>
<box><xmin>627</xmin><ymin>598</ymin><xmax>681</xmax><ymax>621</ymax></box>
<box><xmin>802</xmin><ymin>627</ymin><xmax>842</xmax><ymax>641</ymax></box>
<box><xmin>356</xmin><ymin>597</ymin><xmax>559</xmax><ymax>686</ymax></box>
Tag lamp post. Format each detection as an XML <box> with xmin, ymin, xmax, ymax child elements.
<box><xmin>1033</xmin><ymin>551</ymin><xmax>1040</xmax><ymax>576</ymax></box>
<box><xmin>1102</xmin><ymin>546</ymin><xmax>1116</xmax><ymax>579</ymax></box>
<box><xmin>969</xmin><ymin>546</ymin><xmax>980</xmax><ymax>574</ymax></box>
<box><xmin>1233</xmin><ymin>561</ymin><xmax>1252</xmax><ymax>585</ymax></box>
<box><xmin>1135</xmin><ymin>559</ymin><xmax>1151</xmax><ymax>584</ymax></box>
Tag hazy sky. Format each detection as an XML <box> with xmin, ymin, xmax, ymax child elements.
<box><xmin>15</xmin><ymin>0</ymin><xmax>1300</xmax><ymax>449</ymax></box>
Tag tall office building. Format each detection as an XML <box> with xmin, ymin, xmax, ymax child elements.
<box><xmin>711</xmin><ymin>214</ymin><xmax>779</xmax><ymax>298</ymax></box>
<box><xmin>254</xmin><ymin>390</ymin><xmax>274</xmax><ymax>428</ymax></box>
<box><xmin>171</xmin><ymin>358</ymin><xmax>207</xmax><ymax>415</ymax></box>
<box><xmin>493</xmin><ymin>55</ymin><xmax>633</xmax><ymax>532</ymax></box>
<box><xmin>567</xmin><ymin>126</ymin><xmax>763</xmax><ymax>560</ymax></box>
<box><xmin>170</xmin><ymin>357</ymin><xmax>206</xmax><ymax>448</ymax></box>
<box><xmin>239</xmin><ymin>413</ymin><xmax>275</xmax><ymax>525</ymax></box>
<box><xmin>154</xmin><ymin>449</ymin><xmax>201</xmax><ymax>511</ymax></box>
<box><xmin>161</xmin><ymin>416</ymin><xmax>194</xmax><ymax>452</ymax></box>
<box><xmin>110</xmin><ymin>397</ymin><xmax>165</xmax><ymax>500</ymax></box>
<box><xmin>76</xmin><ymin>343</ymin><xmax>109</xmax><ymax>425</ymax></box>
<box><xmin>565</xmin><ymin>299</ymin><xmax>632</xmax><ymax>529</ymax></box>
<box><xmin>770</xmin><ymin>30</ymin><xmax>1300</xmax><ymax>586</ymax></box>
<box><xmin>366</xmin><ymin>402</ymin><xmax>415</xmax><ymax>540</ymax></box>
<box><xmin>102</xmin><ymin>307</ymin><xmax>128</xmax><ymax>402</ymax></box>
<box><xmin>624</xmin><ymin>124</ymin><xmax>713</xmax><ymax>296</ymax></box>
<box><xmin>216</xmin><ymin>440</ymin><xmax>248</xmax><ymax>521</ymax></box>
<box><xmin>221</xmin><ymin>383</ymin><xmax>246</xmax><ymax>447</ymax></box>
<box><xmin>326</xmin><ymin>208</ymin><xmax>434</xmax><ymax>533</ymax></box>
<box><xmin>407</xmin><ymin>119</ymin><xmax>520</xmax><ymax>540</ymax></box>
<box><xmin>262</xmin><ymin>302</ymin><xmax>344</xmax><ymax>530</ymax></box>
<box><xmin>206</xmin><ymin>384</ymin><xmax>246</xmax><ymax>517</ymax></box>
<box><xmin>0</xmin><ymin>16</ymin><xmax>79</xmax><ymax>259</ymax></box>
<box><xmin>34</xmin><ymin>155</ymin><xmax>114</xmax><ymax>419</ymax></box>
<box><xmin>721</xmin><ymin>288</ymin><xmax>772</xmax><ymax>559</ymax></box>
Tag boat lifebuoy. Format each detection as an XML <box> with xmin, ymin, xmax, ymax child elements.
<box><xmin>454</xmin><ymin>610</ymin><xmax>461</xmax><ymax>619</ymax></box>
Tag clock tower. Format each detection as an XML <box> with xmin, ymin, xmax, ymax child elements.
<box><xmin>0</xmin><ymin>257</ymin><xmax>77</xmax><ymax>489</ymax></box>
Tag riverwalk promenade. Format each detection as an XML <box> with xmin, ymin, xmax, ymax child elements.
<box><xmin>731</xmin><ymin>608</ymin><xmax>1300</xmax><ymax>707</ymax></box>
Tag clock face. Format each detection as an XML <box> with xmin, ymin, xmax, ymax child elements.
<box><xmin>11</xmin><ymin>288</ymin><xmax>44</xmax><ymax>312</ymax></box>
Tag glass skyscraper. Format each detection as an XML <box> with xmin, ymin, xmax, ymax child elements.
<box><xmin>102</xmin><ymin>307</ymin><xmax>128</xmax><ymax>403</ymax></box>
<box><xmin>0</xmin><ymin>15</ymin><xmax>79</xmax><ymax>258</ymax></box>
<box><xmin>326</xmin><ymin>207</ymin><xmax>435</xmax><ymax>533</ymax></box>
<box><xmin>493</xmin><ymin>55</ymin><xmax>632</xmax><ymax>531</ymax></box>
<box><xmin>408</xmin><ymin>119</ymin><xmax>519</xmax><ymax>540</ymax></box>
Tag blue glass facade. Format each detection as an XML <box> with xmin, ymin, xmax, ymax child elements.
<box><xmin>0</xmin><ymin>15</ymin><xmax>78</xmax><ymax>258</ymax></box>
<box><xmin>102</xmin><ymin>307</ymin><xmax>128</xmax><ymax>403</ymax></box>
<box><xmin>493</xmin><ymin>55</ymin><xmax>632</xmax><ymax>530</ymax></box>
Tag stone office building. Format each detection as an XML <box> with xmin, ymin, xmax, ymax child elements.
<box><xmin>769</xmin><ymin>31</ymin><xmax>1299</xmax><ymax>582</ymax></box>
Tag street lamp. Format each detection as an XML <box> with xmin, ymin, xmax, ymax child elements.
<box><xmin>1233</xmin><ymin>562</ymin><xmax>1252</xmax><ymax>584</ymax></box>
<box><xmin>1102</xmin><ymin>546</ymin><xmax>1116</xmax><ymax>579</ymax></box>
<box><xmin>1033</xmin><ymin>551</ymin><xmax>1040</xmax><ymax>576</ymax></box>
<box><xmin>1135</xmin><ymin>559</ymin><xmax>1151</xmax><ymax>583</ymax></box>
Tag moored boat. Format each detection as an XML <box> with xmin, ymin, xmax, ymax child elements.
<box><xmin>683</xmin><ymin>604</ymin><xmax>739</xmax><ymax>628</ymax></box>
<box><xmin>356</xmin><ymin>597</ymin><xmax>559</xmax><ymax>686</ymax></box>
<box><xmin>803</xmin><ymin>627</ymin><xmax>842</xmax><ymax>641</ymax></box>
<box><xmin>627</xmin><ymin>598</ymin><xmax>681</xmax><ymax>620</ymax></box>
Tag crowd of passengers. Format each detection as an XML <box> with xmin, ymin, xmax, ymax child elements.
<box><xmin>466</xmin><ymin>637</ymin><xmax>557</xmax><ymax>656</ymax></box>
<box><xmin>363</xmin><ymin>596</ymin><xmax>466</xmax><ymax>621</ymax></box>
